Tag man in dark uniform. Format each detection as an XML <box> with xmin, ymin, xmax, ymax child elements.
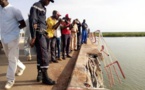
<box><xmin>29</xmin><ymin>0</ymin><xmax>55</xmax><ymax>85</ymax></box>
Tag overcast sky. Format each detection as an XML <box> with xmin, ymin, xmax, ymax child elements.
<box><xmin>8</xmin><ymin>0</ymin><xmax>145</xmax><ymax>32</ymax></box>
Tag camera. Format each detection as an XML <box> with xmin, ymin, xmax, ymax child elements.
<box><xmin>50</xmin><ymin>0</ymin><xmax>54</xmax><ymax>3</ymax></box>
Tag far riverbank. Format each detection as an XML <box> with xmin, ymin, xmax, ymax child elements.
<box><xmin>100</xmin><ymin>32</ymin><xmax>145</xmax><ymax>37</ymax></box>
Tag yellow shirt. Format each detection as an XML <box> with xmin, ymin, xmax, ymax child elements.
<box><xmin>46</xmin><ymin>17</ymin><xmax>57</xmax><ymax>38</ymax></box>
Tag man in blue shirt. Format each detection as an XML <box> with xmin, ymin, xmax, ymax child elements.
<box><xmin>0</xmin><ymin>0</ymin><xmax>26</xmax><ymax>89</ymax></box>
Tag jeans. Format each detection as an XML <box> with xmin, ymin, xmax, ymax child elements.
<box><xmin>56</xmin><ymin>37</ymin><xmax>61</xmax><ymax>58</ymax></box>
<box><xmin>61</xmin><ymin>34</ymin><xmax>71</xmax><ymax>56</ymax></box>
<box><xmin>47</xmin><ymin>37</ymin><xmax>56</xmax><ymax>61</ymax></box>
<box><xmin>81</xmin><ymin>30</ymin><xmax>87</xmax><ymax>44</ymax></box>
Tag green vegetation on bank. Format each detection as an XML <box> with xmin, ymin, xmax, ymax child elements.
<box><xmin>101</xmin><ymin>32</ymin><xmax>145</xmax><ymax>37</ymax></box>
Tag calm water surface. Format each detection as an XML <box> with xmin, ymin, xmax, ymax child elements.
<box><xmin>102</xmin><ymin>37</ymin><xmax>145</xmax><ymax>90</ymax></box>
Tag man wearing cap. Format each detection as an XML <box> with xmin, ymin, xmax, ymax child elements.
<box><xmin>46</xmin><ymin>10</ymin><xmax>62</xmax><ymax>63</ymax></box>
<box><xmin>29</xmin><ymin>0</ymin><xmax>55</xmax><ymax>85</ymax></box>
<box><xmin>61</xmin><ymin>14</ymin><xmax>72</xmax><ymax>59</ymax></box>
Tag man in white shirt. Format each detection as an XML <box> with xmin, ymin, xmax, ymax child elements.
<box><xmin>0</xmin><ymin>0</ymin><xmax>26</xmax><ymax>89</ymax></box>
<box><xmin>54</xmin><ymin>16</ymin><xmax>63</xmax><ymax>61</ymax></box>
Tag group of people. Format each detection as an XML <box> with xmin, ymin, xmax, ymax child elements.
<box><xmin>0</xmin><ymin>0</ymin><xmax>90</xmax><ymax>89</ymax></box>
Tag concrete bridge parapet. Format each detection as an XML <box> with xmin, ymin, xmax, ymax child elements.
<box><xmin>67</xmin><ymin>39</ymin><xmax>108</xmax><ymax>90</ymax></box>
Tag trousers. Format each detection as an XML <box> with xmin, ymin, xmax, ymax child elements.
<box><xmin>2</xmin><ymin>38</ymin><xmax>25</xmax><ymax>81</ymax></box>
<box><xmin>81</xmin><ymin>30</ymin><xmax>87</xmax><ymax>44</ymax></box>
<box><xmin>35</xmin><ymin>33</ymin><xmax>49</xmax><ymax>69</ymax></box>
<box><xmin>47</xmin><ymin>37</ymin><xmax>56</xmax><ymax>61</ymax></box>
<box><xmin>61</xmin><ymin>34</ymin><xmax>71</xmax><ymax>56</ymax></box>
<box><xmin>70</xmin><ymin>33</ymin><xmax>77</xmax><ymax>50</ymax></box>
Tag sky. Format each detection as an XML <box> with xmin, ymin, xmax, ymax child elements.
<box><xmin>8</xmin><ymin>0</ymin><xmax>145</xmax><ymax>32</ymax></box>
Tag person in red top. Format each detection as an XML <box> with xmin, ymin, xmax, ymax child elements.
<box><xmin>61</xmin><ymin>14</ymin><xmax>72</xmax><ymax>59</ymax></box>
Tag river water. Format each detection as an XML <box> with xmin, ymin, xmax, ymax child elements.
<box><xmin>102</xmin><ymin>37</ymin><xmax>145</xmax><ymax>90</ymax></box>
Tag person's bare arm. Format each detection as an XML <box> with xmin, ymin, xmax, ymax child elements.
<box><xmin>53</xmin><ymin>19</ymin><xmax>62</xmax><ymax>30</ymax></box>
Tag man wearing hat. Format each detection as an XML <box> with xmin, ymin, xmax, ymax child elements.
<box><xmin>29</xmin><ymin>0</ymin><xmax>55</xmax><ymax>85</ymax></box>
<box><xmin>61</xmin><ymin>14</ymin><xmax>72</xmax><ymax>59</ymax></box>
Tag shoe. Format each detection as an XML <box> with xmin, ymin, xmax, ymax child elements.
<box><xmin>69</xmin><ymin>50</ymin><xmax>73</xmax><ymax>54</ymax></box>
<box><xmin>52</xmin><ymin>60</ymin><xmax>58</xmax><ymax>63</ymax></box>
<box><xmin>27</xmin><ymin>55</ymin><xmax>32</xmax><ymax>61</ymax></box>
<box><xmin>77</xmin><ymin>48</ymin><xmax>80</xmax><ymax>50</ymax></box>
<box><xmin>42</xmin><ymin>77</ymin><xmax>56</xmax><ymax>85</ymax></box>
<box><xmin>42</xmin><ymin>69</ymin><xmax>56</xmax><ymax>85</ymax></box>
<box><xmin>37</xmin><ymin>71</ymin><xmax>42</xmax><ymax>82</ymax></box>
<box><xmin>16</xmin><ymin>66</ymin><xmax>26</xmax><ymax>76</ymax></box>
<box><xmin>74</xmin><ymin>49</ymin><xmax>77</xmax><ymax>51</ymax></box>
<box><xmin>67</xmin><ymin>55</ymin><xmax>72</xmax><ymax>58</ymax></box>
<box><xmin>49</xmin><ymin>61</ymin><xmax>52</xmax><ymax>64</ymax></box>
<box><xmin>5</xmin><ymin>80</ymin><xmax>15</xmax><ymax>90</ymax></box>
<box><xmin>58</xmin><ymin>58</ymin><xmax>62</xmax><ymax>61</ymax></box>
<box><xmin>62</xmin><ymin>56</ymin><xmax>66</xmax><ymax>60</ymax></box>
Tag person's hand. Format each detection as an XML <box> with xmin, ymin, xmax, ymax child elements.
<box><xmin>33</xmin><ymin>24</ymin><xmax>38</xmax><ymax>30</ymax></box>
<box><xmin>58</xmin><ymin>18</ymin><xmax>62</xmax><ymax>23</ymax></box>
<box><xmin>47</xmin><ymin>35</ymin><xmax>50</xmax><ymax>39</ymax></box>
<box><xmin>30</xmin><ymin>38</ymin><xmax>36</xmax><ymax>47</ymax></box>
